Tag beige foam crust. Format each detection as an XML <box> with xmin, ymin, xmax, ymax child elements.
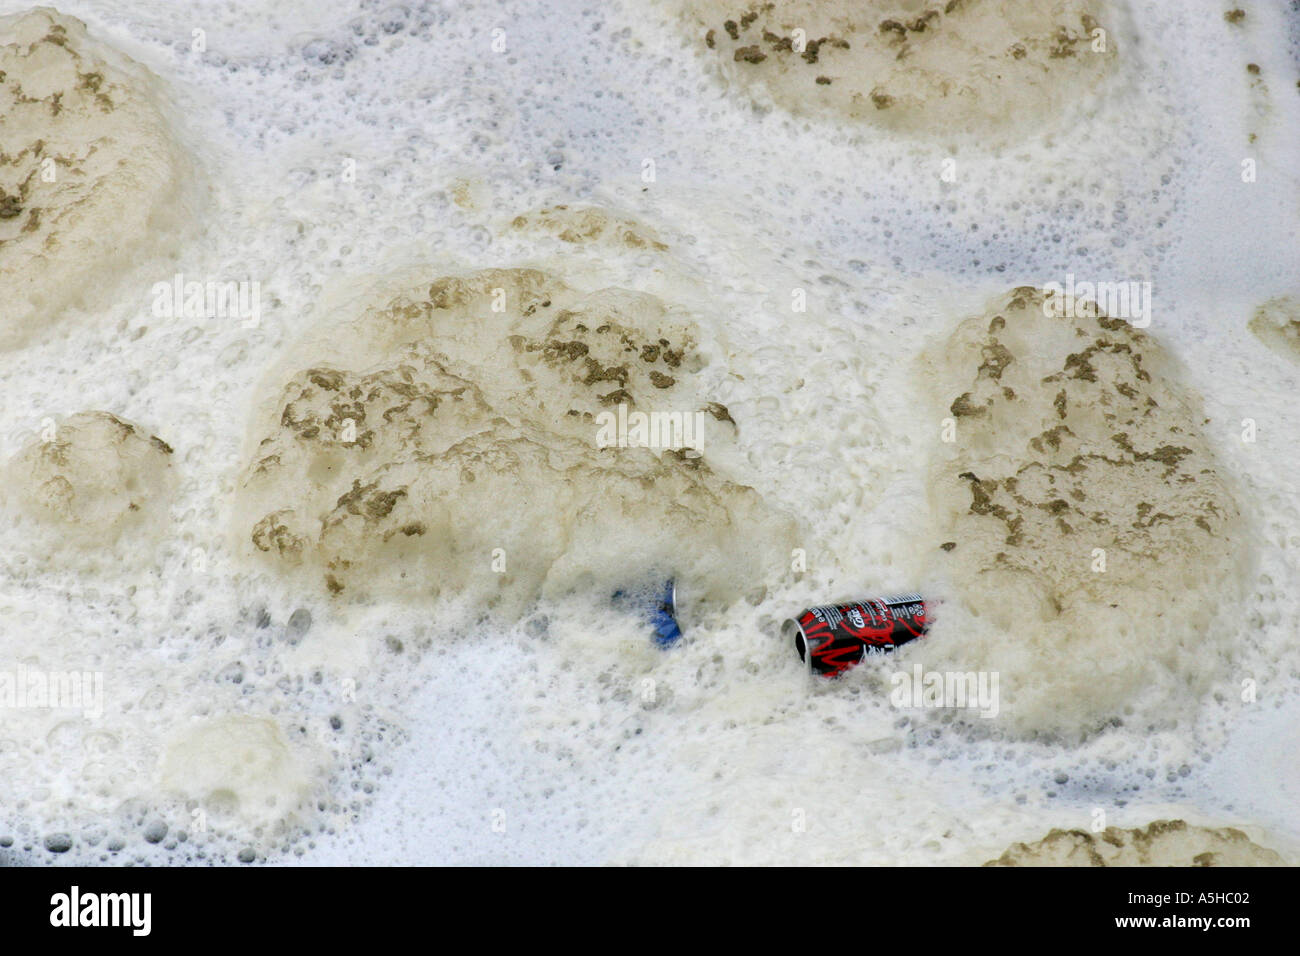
<box><xmin>510</xmin><ymin>204</ymin><xmax>670</xmax><ymax>251</ymax></box>
<box><xmin>160</xmin><ymin>716</ymin><xmax>317</xmax><ymax>830</ymax></box>
<box><xmin>915</xmin><ymin>287</ymin><xmax>1250</xmax><ymax>738</ymax></box>
<box><xmin>673</xmin><ymin>0</ymin><xmax>1117</xmax><ymax>136</ymax></box>
<box><xmin>2</xmin><ymin>410</ymin><xmax>176</xmax><ymax>562</ymax></box>
<box><xmin>985</xmin><ymin>819</ymin><xmax>1285</xmax><ymax>866</ymax></box>
<box><xmin>0</xmin><ymin>7</ymin><xmax>190</xmax><ymax>350</ymax></box>
<box><xmin>236</xmin><ymin>264</ymin><xmax>799</xmax><ymax>614</ymax></box>
<box><xmin>1248</xmin><ymin>295</ymin><xmax>1300</xmax><ymax>363</ymax></box>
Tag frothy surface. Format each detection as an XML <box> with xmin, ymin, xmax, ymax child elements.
<box><xmin>0</xmin><ymin>0</ymin><xmax>1296</xmax><ymax>865</ymax></box>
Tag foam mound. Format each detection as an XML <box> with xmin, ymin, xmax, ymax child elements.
<box><xmin>1248</xmin><ymin>295</ymin><xmax>1300</xmax><ymax>363</ymax></box>
<box><xmin>985</xmin><ymin>820</ymin><xmax>1284</xmax><ymax>866</ymax></box>
<box><xmin>3</xmin><ymin>410</ymin><xmax>175</xmax><ymax>553</ymax></box>
<box><xmin>160</xmin><ymin>716</ymin><xmax>314</xmax><ymax>830</ymax></box>
<box><xmin>919</xmin><ymin>287</ymin><xmax>1248</xmax><ymax>737</ymax></box>
<box><xmin>237</xmin><ymin>266</ymin><xmax>797</xmax><ymax>614</ymax></box>
<box><xmin>0</xmin><ymin>7</ymin><xmax>189</xmax><ymax>349</ymax></box>
<box><xmin>510</xmin><ymin>204</ymin><xmax>669</xmax><ymax>251</ymax></box>
<box><xmin>677</xmin><ymin>0</ymin><xmax>1116</xmax><ymax>135</ymax></box>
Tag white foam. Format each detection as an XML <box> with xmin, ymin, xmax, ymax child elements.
<box><xmin>0</xmin><ymin>0</ymin><xmax>1296</xmax><ymax>865</ymax></box>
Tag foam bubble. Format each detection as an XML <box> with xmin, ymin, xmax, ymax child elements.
<box><xmin>236</xmin><ymin>262</ymin><xmax>798</xmax><ymax>615</ymax></box>
<box><xmin>1248</xmin><ymin>295</ymin><xmax>1300</xmax><ymax>362</ymax></box>
<box><xmin>2</xmin><ymin>410</ymin><xmax>176</xmax><ymax>562</ymax></box>
<box><xmin>0</xmin><ymin>8</ymin><xmax>192</xmax><ymax>349</ymax></box>
<box><xmin>673</xmin><ymin>0</ymin><xmax>1118</xmax><ymax>136</ymax></box>
<box><xmin>160</xmin><ymin>716</ymin><xmax>316</xmax><ymax>830</ymax></box>
<box><xmin>986</xmin><ymin>819</ymin><xmax>1284</xmax><ymax>866</ymax></box>
<box><xmin>510</xmin><ymin>204</ymin><xmax>669</xmax><ymax>251</ymax></box>
<box><xmin>915</xmin><ymin>288</ymin><xmax>1249</xmax><ymax>738</ymax></box>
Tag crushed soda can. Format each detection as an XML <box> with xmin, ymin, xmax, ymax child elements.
<box><xmin>613</xmin><ymin>579</ymin><xmax>681</xmax><ymax>647</ymax></box>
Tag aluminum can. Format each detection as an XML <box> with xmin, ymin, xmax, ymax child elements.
<box><xmin>783</xmin><ymin>594</ymin><xmax>929</xmax><ymax>676</ymax></box>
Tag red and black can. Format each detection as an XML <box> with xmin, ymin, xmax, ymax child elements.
<box><xmin>783</xmin><ymin>594</ymin><xmax>930</xmax><ymax>677</ymax></box>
